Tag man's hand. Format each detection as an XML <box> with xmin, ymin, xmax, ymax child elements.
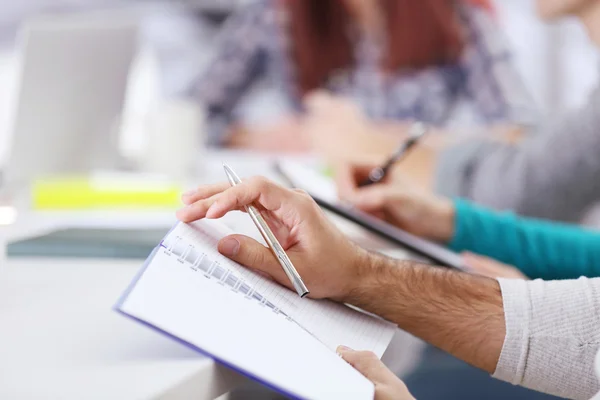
<box><xmin>178</xmin><ymin>178</ymin><xmax>505</xmax><ymax>375</ymax></box>
<box><xmin>337</xmin><ymin>346</ymin><xmax>415</xmax><ymax>400</ymax></box>
<box><xmin>336</xmin><ymin>160</ymin><xmax>455</xmax><ymax>242</ymax></box>
<box><xmin>177</xmin><ymin>177</ymin><xmax>367</xmax><ymax>301</ymax></box>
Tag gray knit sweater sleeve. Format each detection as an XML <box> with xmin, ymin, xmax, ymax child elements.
<box><xmin>435</xmin><ymin>84</ymin><xmax>600</xmax><ymax>222</ymax></box>
<box><xmin>494</xmin><ymin>277</ymin><xmax>600</xmax><ymax>399</ymax></box>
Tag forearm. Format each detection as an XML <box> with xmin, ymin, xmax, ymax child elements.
<box><xmin>345</xmin><ymin>252</ymin><xmax>505</xmax><ymax>373</ymax></box>
<box><xmin>342</xmin><ymin>253</ymin><xmax>600</xmax><ymax>399</ymax></box>
<box><xmin>449</xmin><ymin>199</ymin><xmax>600</xmax><ymax>280</ymax></box>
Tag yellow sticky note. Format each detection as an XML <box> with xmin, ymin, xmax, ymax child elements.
<box><xmin>32</xmin><ymin>174</ymin><xmax>182</xmax><ymax>210</ymax></box>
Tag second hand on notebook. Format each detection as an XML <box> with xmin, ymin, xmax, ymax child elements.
<box><xmin>222</xmin><ymin>163</ymin><xmax>310</xmax><ymax>298</ymax></box>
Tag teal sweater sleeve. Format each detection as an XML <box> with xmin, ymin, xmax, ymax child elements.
<box><xmin>448</xmin><ymin>198</ymin><xmax>600</xmax><ymax>280</ymax></box>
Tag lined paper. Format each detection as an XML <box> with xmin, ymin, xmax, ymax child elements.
<box><xmin>119</xmin><ymin>249</ymin><xmax>375</xmax><ymax>400</ymax></box>
<box><xmin>161</xmin><ymin>220</ymin><xmax>396</xmax><ymax>357</ymax></box>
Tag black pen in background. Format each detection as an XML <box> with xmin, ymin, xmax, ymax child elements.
<box><xmin>359</xmin><ymin>122</ymin><xmax>428</xmax><ymax>187</ymax></box>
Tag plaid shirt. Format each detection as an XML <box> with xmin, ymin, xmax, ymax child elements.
<box><xmin>195</xmin><ymin>0</ymin><xmax>537</xmax><ymax>145</ymax></box>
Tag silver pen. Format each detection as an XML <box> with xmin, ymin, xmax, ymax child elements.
<box><xmin>222</xmin><ymin>164</ymin><xmax>310</xmax><ymax>298</ymax></box>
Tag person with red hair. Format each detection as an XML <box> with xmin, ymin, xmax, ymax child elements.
<box><xmin>193</xmin><ymin>0</ymin><xmax>535</xmax><ymax>150</ymax></box>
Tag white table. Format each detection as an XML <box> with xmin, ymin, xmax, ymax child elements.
<box><xmin>0</xmin><ymin>257</ymin><xmax>247</xmax><ymax>400</ymax></box>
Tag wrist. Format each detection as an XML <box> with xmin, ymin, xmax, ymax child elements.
<box><xmin>429</xmin><ymin>197</ymin><xmax>455</xmax><ymax>243</ymax></box>
<box><xmin>331</xmin><ymin>246</ymin><xmax>370</xmax><ymax>303</ymax></box>
<box><xmin>406</xmin><ymin>194</ymin><xmax>456</xmax><ymax>243</ymax></box>
<box><xmin>338</xmin><ymin>249</ymin><xmax>398</xmax><ymax>305</ymax></box>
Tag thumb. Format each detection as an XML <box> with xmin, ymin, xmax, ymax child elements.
<box><xmin>337</xmin><ymin>347</ymin><xmax>416</xmax><ymax>400</ymax></box>
<box><xmin>218</xmin><ymin>235</ymin><xmax>290</xmax><ymax>287</ymax></box>
<box><xmin>337</xmin><ymin>346</ymin><xmax>387</xmax><ymax>382</ymax></box>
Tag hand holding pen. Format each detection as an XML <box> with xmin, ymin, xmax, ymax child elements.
<box><xmin>178</xmin><ymin>176</ymin><xmax>363</xmax><ymax>300</ymax></box>
<box><xmin>222</xmin><ymin>164</ymin><xmax>309</xmax><ymax>297</ymax></box>
<box><xmin>359</xmin><ymin>122</ymin><xmax>428</xmax><ymax>187</ymax></box>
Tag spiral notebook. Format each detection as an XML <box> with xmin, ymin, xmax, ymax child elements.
<box><xmin>115</xmin><ymin>219</ymin><xmax>396</xmax><ymax>399</ymax></box>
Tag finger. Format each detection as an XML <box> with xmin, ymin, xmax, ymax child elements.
<box><xmin>218</xmin><ymin>234</ymin><xmax>291</xmax><ymax>288</ymax></box>
<box><xmin>176</xmin><ymin>193</ymin><xmax>221</xmax><ymax>223</ymax></box>
<box><xmin>333</xmin><ymin>163</ymin><xmax>358</xmax><ymax>199</ymax></box>
<box><xmin>337</xmin><ymin>347</ymin><xmax>389</xmax><ymax>382</ymax></box>
<box><xmin>206</xmin><ymin>177</ymin><xmax>292</xmax><ymax>219</ymax></box>
<box><xmin>178</xmin><ymin>177</ymin><xmax>292</xmax><ymax>222</ymax></box>
<box><xmin>181</xmin><ymin>182</ymin><xmax>231</xmax><ymax>205</ymax></box>
<box><xmin>346</xmin><ymin>185</ymin><xmax>398</xmax><ymax>213</ymax></box>
<box><xmin>176</xmin><ymin>196</ymin><xmax>248</xmax><ymax>223</ymax></box>
<box><xmin>334</xmin><ymin>162</ymin><xmax>378</xmax><ymax>199</ymax></box>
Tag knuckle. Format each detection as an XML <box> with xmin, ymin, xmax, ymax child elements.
<box><xmin>342</xmin><ymin>353</ymin><xmax>358</xmax><ymax>365</ymax></box>
<box><xmin>191</xmin><ymin>199</ymin><xmax>208</xmax><ymax>212</ymax></box>
<box><xmin>249</xmin><ymin>176</ymin><xmax>271</xmax><ymax>193</ymax></box>
<box><xmin>355</xmin><ymin>351</ymin><xmax>377</xmax><ymax>366</ymax></box>
<box><xmin>353</xmin><ymin>352</ymin><xmax>380</xmax><ymax>377</ymax></box>
<box><xmin>249</xmin><ymin>252</ymin><xmax>266</xmax><ymax>268</ymax></box>
<box><xmin>363</xmin><ymin>351</ymin><xmax>378</xmax><ymax>362</ymax></box>
<box><xmin>304</xmin><ymin>196</ymin><xmax>322</xmax><ymax>213</ymax></box>
<box><xmin>216</xmin><ymin>190</ymin><xmax>233</xmax><ymax>206</ymax></box>
<box><xmin>246</xmin><ymin>176</ymin><xmax>263</xmax><ymax>188</ymax></box>
<box><xmin>353</xmin><ymin>359</ymin><xmax>368</xmax><ymax>371</ymax></box>
<box><xmin>292</xmin><ymin>188</ymin><xmax>310</xmax><ymax>198</ymax></box>
<box><xmin>237</xmin><ymin>177</ymin><xmax>261</xmax><ymax>200</ymax></box>
<box><xmin>245</xmin><ymin>245</ymin><xmax>267</xmax><ymax>267</ymax></box>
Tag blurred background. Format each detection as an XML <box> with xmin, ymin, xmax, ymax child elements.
<box><xmin>0</xmin><ymin>0</ymin><xmax>597</xmax><ymax>165</ymax></box>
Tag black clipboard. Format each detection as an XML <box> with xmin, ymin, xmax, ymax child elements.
<box><xmin>274</xmin><ymin>161</ymin><xmax>465</xmax><ymax>270</ymax></box>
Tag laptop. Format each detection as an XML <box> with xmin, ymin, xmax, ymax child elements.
<box><xmin>3</xmin><ymin>12</ymin><xmax>139</xmax><ymax>186</ymax></box>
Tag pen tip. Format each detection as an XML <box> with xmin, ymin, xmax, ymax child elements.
<box><xmin>222</xmin><ymin>163</ymin><xmax>237</xmax><ymax>182</ymax></box>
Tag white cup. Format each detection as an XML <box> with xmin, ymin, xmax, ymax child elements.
<box><xmin>141</xmin><ymin>99</ymin><xmax>205</xmax><ymax>181</ymax></box>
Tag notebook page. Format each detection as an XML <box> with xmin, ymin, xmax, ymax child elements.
<box><xmin>163</xmin><ymin>220</ymin><xmax>396</xmax><ymax>357</ymax></box>
<box><xmin>119</xmin><ymin>250</ymin><xmax>374</xmax><ymax>400</ymax></box>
